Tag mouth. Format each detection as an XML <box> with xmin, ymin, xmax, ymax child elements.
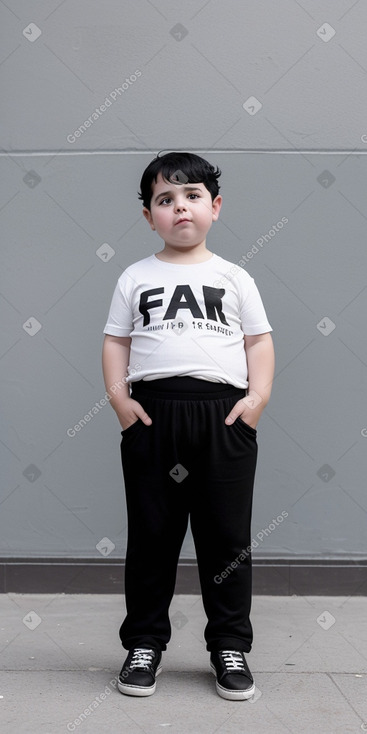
<box><xmin>175</xmin><ymin>218</ymin><xmax>191</xmax><ymax>225</ymax></box>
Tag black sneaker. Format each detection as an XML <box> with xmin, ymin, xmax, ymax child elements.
<box><xmin>117</xmin><ymin>647</ymin><xmax>162</xmax><ymax>697</ymax></box>
<box><xmin>210</xmin><ymin>650</ymin><xmax>255</xmax><ymax>700</ymax></box>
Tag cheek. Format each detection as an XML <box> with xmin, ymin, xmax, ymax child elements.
<box><xmin>197</xmin><ymin>207</ymin><xmax>213</xmax><ymax>227</ymax></box>
<box><xmin>152</xmin><ymin>209</ymin><xmax>170</xmax><ymax>229</ymax></box>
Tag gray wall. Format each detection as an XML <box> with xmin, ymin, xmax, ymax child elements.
<box><xmin>1</xmin><ymin>1</ymin><xmax>367</xmax><ymax>562</ymax></box>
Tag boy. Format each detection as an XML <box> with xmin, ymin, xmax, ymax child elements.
<box><xmin>102</xmin><ymin>152</ymin><xmax>275</xmax><ymax>701</ymax></box>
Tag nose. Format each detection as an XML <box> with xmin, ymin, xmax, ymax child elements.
<box><xmin>174</xmin><ymin>195</ymin><xmax>187</xmax><ymax>213</ymax></box>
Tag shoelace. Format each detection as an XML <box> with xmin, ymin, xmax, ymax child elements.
<box><xmin>130</xmin><ymin>648</ymin><xmax>156</xmax><ymax>670</ymax></box>
<box><xmin>219</xmin><ymin>650</ymin><xmax>247</xmax><ymax>672</ymax></box>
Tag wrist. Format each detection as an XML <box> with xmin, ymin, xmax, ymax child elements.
<box><xmin>246</xmin><ymin>387</ymin><xmax>271</xmax><ymax>408</ymax></box>
<box><xmin>107</xmin><ymin>385</ymin><xmax>131</xmax><ymax>411</ymax></box>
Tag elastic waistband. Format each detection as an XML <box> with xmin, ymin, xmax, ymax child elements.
<box><xmin>130</xmin><ymin>377</ymin><xmax>247</xmax><ymax>401</ymax></box>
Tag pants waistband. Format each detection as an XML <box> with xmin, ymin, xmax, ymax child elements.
<box><xmin>130</xmin><ymin>377</ymin><xmax>247</xmax><ymax>401</ymax></box>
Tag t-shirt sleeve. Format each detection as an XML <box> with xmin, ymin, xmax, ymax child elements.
<box><xmin>239</xmin><ymin>274</ymin><xmax>273</xmax><ymax>335</ymax></box>
<box><xmin>103</xmin><ymin>273</ymin><xmax>133</xmax><ymax>337</ymax></box>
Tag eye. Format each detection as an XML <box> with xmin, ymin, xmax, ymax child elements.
<box><xmin>188</xmin><ymin>193</ymin><xmax>199</xmax><ymax>200</ymax></box>
<box><xmin>159</xmin><ymin>197</ymin><xmax>171</xmax><ymax>205</ymax></box>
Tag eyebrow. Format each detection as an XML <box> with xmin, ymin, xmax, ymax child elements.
<box><xmin>154</xmin><ymin>186</ymin><xmax>202</xmax><ymax>203</ymax></box>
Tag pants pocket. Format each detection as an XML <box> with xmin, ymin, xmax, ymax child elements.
<box><xmin>120</xmin><ymin>418</ymin><xmax>141</xmax><ymax>437</ymax></box>
<box><xmin>236</xmin><ymin>417</ymin><xmax>257</xmax><ymax>437</ymax></box>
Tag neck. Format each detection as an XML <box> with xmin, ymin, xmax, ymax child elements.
<box><xmin>155</xmin><ymin>243</ymin><xmax>212</xmax><ymax>264</ymax></box>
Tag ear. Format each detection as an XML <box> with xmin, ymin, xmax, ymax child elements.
<box><xmin>143</xmin><ymin>207</ymin><xmax>155</xmax><ymax>230</ymax></box>
<box><xmin>211</xmin><ymin>195</ymin><xmax>222</xmax><ymax>222</ymax></box>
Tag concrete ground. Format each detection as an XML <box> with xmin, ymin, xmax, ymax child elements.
<box><xmin>0</xmin><ymin>594</ymin><xmax>366</xmax><ymax>734</ymax></box>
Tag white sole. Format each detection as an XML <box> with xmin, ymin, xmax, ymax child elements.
<box><xmin>210</xmin><ymin>662</ymin><xmax>255</xmax><ymax>700</ymax></box>
<box><xmin>117</xmin><ymin>664</ymin><xmax>162</xmax><ymax>697</ymax></box>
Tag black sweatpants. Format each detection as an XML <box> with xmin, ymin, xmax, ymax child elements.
<box><xmin>119</xmin><ymin>376</ymin><xmax>258</xmax><ymax>654</ymax></box>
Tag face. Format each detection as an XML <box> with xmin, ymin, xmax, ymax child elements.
<box><xmin>143</xmin><ymin>172</ymin><xmax>222</xmax><ymax>249</ymax></box>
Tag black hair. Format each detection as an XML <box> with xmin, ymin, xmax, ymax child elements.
<box><xmin>138</xmin><ymin>151</ymin><xmax>221</xmax><ymax>210</ymax></box>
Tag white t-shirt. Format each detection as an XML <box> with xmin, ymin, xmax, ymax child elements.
<box><xmin>103</xmin><ymin>253</ymin><xmax>272</xmax><ymax>389</ymax></box>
